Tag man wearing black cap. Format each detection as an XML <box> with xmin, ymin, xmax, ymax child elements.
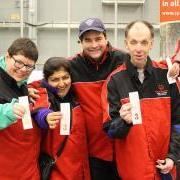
<box><xmin>70</xmin><ymin>17</ymin><xmax>125</xmax><ymax>180</ymax></box>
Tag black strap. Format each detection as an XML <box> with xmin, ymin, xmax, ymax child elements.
<box><xmin>56</xmin><ymin>136</ymin><xmax>68</xmax><ymax>157</ymax></box>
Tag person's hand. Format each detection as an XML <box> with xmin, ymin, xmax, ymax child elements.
<box><xmin>46</xmin><ymin>111</ymin><xmax>62</xmax><ymax>129</ymax></box>
<box><xmin>156</xmin><ymin>158</ymin><xmax>174</xmax><ymax>174</ymax></box>
<box><xmin>168</xmin><ymin>62</ymin><xmax>179</xmax><ymax>78</ymax></box>
<box><xmin>119</xmin><ymin>103</ymin><xmax>132</xmax><ymax>124</ymax></box>
<box><xmin>13</xmin><ymin>103</ymin><xmax>26</xmax><ymax>119</ymax></box>
<box><xmin>28</xmin><ymin>88</ymin><xmax>40</xmax><ymax>103</ymax></box>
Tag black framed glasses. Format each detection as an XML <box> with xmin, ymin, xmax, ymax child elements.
<box><xmin>12</xmin><ymin>56</ymin><xmax>35</xmax><ymax>71</ymax></box>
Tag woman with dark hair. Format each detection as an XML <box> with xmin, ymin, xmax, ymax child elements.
<box><xmin>30</xmin><ymin>57</ymin><xmax>90</xmax><ymax>180</ymax></box>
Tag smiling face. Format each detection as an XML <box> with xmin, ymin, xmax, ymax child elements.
<box><xmin>125</xmin><ymin>22</ymin><xmax>153</xmax><ymax>69</ymax></box>
<box><xmin>80</xmin><ymin>30</ymin><xmax>108</xmax><ymax>61</ymax></box>
<box><xmin>47</xmin><ymin>68</ymin><xmax>71</xmax><ymax>98</ymax></box>
<box><xmin>6</xmin><ymin>53</ymin><xmax>35</xmax><ymax>82</ymax></box>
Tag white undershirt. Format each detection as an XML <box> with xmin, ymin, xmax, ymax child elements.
<box><xmin>137</xmin><ymin>69</ymin><xmax>145</xmax><ymax>83</ymax></box>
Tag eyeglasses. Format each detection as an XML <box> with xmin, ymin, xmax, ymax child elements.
<box><xmin>12</xmin><ymin>56</ymin><xmax>35</xmax><ymax>71</ymax></box>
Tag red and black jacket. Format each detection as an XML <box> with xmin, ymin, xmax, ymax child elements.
<box><xmin>102</xmin><ymin>55</ymin><xmax>180</xmax><ymax>179</ymax></box>
<box><xmin>30</xmin><ymin>80</ymin><xmax>91</xmax><ymax>180</ymax></box>
<box><xmin>70</xmin><ymin>43</ymin><xmax>126</xmax><ymax>161</ymax></box>
<box><xmin>0</xmin><ymin>68</ymin><xmax>40</xmax><ymax>180</ymax></box>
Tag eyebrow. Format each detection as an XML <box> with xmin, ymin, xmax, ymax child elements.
<box><xmin>14</xmin><ymin>58</ymin><xmax>35</xmax><ymax>67</ymax></box>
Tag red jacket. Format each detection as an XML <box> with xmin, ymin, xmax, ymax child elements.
<box><xmin>31</xmin><ymin>80</ymin><xmax>91</xmax><ymax>180</ymax></box>
<box><xmin>44</xmin><ymin>106</ymin><xmax>90</xmax><ymax>180</ymax></box>
<box><xmin>70</xmin><ymin>45</ymin><xmax>126</xmax><ymax>161</ymax></box>
<box><xmin>0</xmin><ymin>121</ymin><xmax>40</xmax><ymax>180</ymax></box>
<box><xmin>114</xmin><ymin>98</ymin><xmax>174</xmax><ymax>180</ymax></box>
<box><xmin>102</xmin><ymin>57</ymin><xmax>180</xmax><ymax>179</ymax></box>
<box><xmin>0</xmin><ymin>68</ymin><xmax>40</xmax><ymax>180</ymax></box>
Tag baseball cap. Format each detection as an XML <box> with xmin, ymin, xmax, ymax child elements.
<box><xmin>78</xmin><ymin>18</ymin><xmax>106</xmax><ymax>38</ymax></box>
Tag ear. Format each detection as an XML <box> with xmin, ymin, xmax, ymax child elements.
<box><xmin>6</xmin><ymin>52</ymin><xmax>10</xmax><ymax>59</ymax></box>
<box><xmin>149</xmin><ymin>39</ymin><xmax>154</xmax><ymax>50</ymax></box>
<box><xmin>103</xmin><ymin>34</ymin><xmax>108</xmax><ymax>45</ymax></box>
<box><xmin>124</xmin><ymin>39</ymin><xmax>128</xmax><ymax>49</ymax></box>
<box><xmin>5</xmin><ymin>52</ymin><xmax>11</xmax><ymax>62</ymax></box>
<box><xmin>105</xmin><ymin>38</ymin><xmax>108</xmax><ymax>45</ymax></box>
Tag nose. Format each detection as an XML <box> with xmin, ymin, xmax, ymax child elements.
<box><xmin>20</xmin><ymin>66</ymin><xmax>28</xmax><ymax>72</ymax></box>
<box><xmin>58</xmin><ymin>79</ymin><xmax>65</xmax><ymax>88</ymax></box>
<box><xmin>91</xmin><ymin>40</ymin><xmax>98</xmax><ymax>48</ymax></box>
<box><xmin>135</xmin><ymin>43</ymin><xmax>143</xmax><ymax>52</ymax></box>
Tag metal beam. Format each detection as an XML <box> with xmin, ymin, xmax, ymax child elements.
<box><xmin>67</xmin><ymin>0</ymin><xmax>71</xmax><ymax>57</ymax></box>
<box><xmin>114</xmin><ymin>0</ymin><xmax>118</xmax><ymax>47</ymax></box>
<box><xmin>20</xmin><ymin>0</ymin><xmax>24</xmax><ymax>37</ymax></box>
<box><xmin>28</xmin><ymin>0</ymin><xmax>37</xmax><ymax>44</ymax></box>
<box><xmin>102</xmin><ymin>0</ymin><xmax>146</xmax><ymax>5</ymax></box>
<box><xmin>0</xmin><ymin>22</ymin><xmax>160</xmax><ymax>30</ymax></box>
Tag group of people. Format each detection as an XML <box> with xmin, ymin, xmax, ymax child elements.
<box><xmin>0</xmin><ymin>17</ymin><xmax>179</xmax><ymax>180</ymax></box>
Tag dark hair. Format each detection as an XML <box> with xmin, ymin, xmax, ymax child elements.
<box><xmin>8</xmin><ymin>37</ymin><xmax>38</xmax><ymax>62</ymax></box>
<box><xmin>43</xmin><ymin>57</ymin><xmax>71</xmax><ymax>80</ymax></box>
<box><xmin>125</xmin><ymin>20</ymin><xmax>154</xmax><ymax>39</ymax></box>
<box><xmin>79</xmin><ymin>31</ymin><xmax>106</xmax><ymax>42</ymax></box>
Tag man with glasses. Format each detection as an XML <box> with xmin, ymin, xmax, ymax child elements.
<box><xmin>0</xmin><ymin>38</ymin><xmax>40</xmax><ymax>179</ymax></box>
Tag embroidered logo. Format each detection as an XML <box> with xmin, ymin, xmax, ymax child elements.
<box><xmin>85</xmin><ymin>19</ymin><xmax>94</xmax><ymax>26</ymax></box>
<box><xmin>155</xmin><ymin>84</ymin><xmax>168</xmax><ymax>96</ymax></box>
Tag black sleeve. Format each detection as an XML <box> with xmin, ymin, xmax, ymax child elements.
<box><xmin>167</xmin><ymin>83</ymin><xmax>180</xmax><ymax>163</ymax></box>
<box><xmin>103</xmin><ymin>76</ymin><xmax>132</xmax><ymax>139</ymax></box>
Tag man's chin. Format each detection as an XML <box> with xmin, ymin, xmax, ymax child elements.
<box><xmin>87</xmin><ymin>51</ymin><xmax>101</xmax><ymax>58</ymax></box>
<box><xmin>134</xmin><ymin>57</ymin><xmax>147</xmax><ymax>62</ymax></box>
<box><xmin>90</xmin><ymin>54</ymin><xmax>103</xmax><ymax>61</ymax></box>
